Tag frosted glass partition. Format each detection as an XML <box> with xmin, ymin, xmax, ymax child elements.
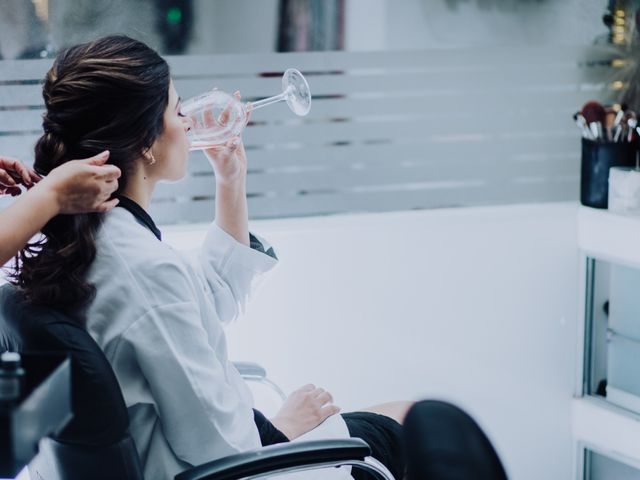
<box><xmin>0</xmin><ymin>47</ymin><xmax>624</xmax><ymax>223</ymax></box>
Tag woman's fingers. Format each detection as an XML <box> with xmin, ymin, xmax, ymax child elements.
<box><xmin>321</xmin><ymin>404</ymin><xmax>341</xmax><ymax>418</ymax></box>
<box><xmin>103</xmin><ymin>178</ymin><xmax>119</xmax><ymax>196</ymax></box>
<box><xmin>315</xmin><ymin>391</ymin><xmax>334</xmax><ymax>406</ymax></box>
<box><xmin>0</xmin><ymin>156</ymin><xmax>33</xmax><ymax>187</ymax></box>
<box><xmin>81</xmin><ymin>150</ymin><xmax>110</xmax><ymax>166</ymax></box>
<box><xmin>28</xmin><ymin>169</ymin><xmax>42</xmax><ymax>185</ymax></box>
<box><xmin>219</xmin><ymin>100</ymin><xmax>232</xmax><ymax>126</ymax></box>
<box><xmin>43</xmin><ymin>155</ymin><xmax>121</xmax><ymax>214</ymax></box>
<box><xmin>96</xmin><ymin>164</ymin><xmax>122</xmax><ymax>182</ymax></box>
<box><xmin>218</xmin><ymin>91</ymin><xmax>242</xmax><ymax>127</ymax></box>
<box><xmin>204</xmin><ymin>103</ymin><xmax>216</xmax><ymax>128</ymax></box>
<box><xmin>94</xmin><ymin>197</ymin><xmax>120</xmax><ymax>213</ymax></box>
<box><xmin>0</xmin><ymin>170</ymin><xmax>17</xmax><ymax>188</ymax></box>
<box><xmin>12</xmin><ymin>159</ymin><xmax>33</xmax><ymax>186</ymax></box>
<box><xmin>310</xmin><ymin>387</ymin><xmax>325</xmax><ymax>398</ymax></box>
<box><xmin>77</xmin><ymin>152</ymin><xmax>119</xmax><ymax>187</ymax></box>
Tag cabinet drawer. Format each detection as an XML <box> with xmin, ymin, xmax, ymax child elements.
<box><xmin>610</xmin><ymin>264</ymin><xmax>640</xmax><ymax>341</ymax></box>
<box><xmin>607</xmin><ymin>332</ymin><xmax>640</xmax><ymax>406</ymax></box>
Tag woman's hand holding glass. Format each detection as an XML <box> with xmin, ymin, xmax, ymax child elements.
<box><xmin>203</xmin><ymin>91</ymin><xmax>249</xmax><ymax>186</ymax></box>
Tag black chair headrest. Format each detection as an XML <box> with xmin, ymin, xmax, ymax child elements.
<box><xmin>0</xmin><ymin>284</ymin><xmax>129</xmax><ymax>447</ymax></box>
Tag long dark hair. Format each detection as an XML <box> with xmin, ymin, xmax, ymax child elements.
<box><xmin>10</xmin><ymin>35</ymin><xmax>170</xmax><ymax>313</ymax></box>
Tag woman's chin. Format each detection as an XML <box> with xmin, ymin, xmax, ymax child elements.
<box><xmin>172</xmin><ymin>170</ymin><xmax>189</xmax><ymax>182</ymax></box>
<box><xmin>159</xmin><ymin>167</ymin><xmax>188</xmax><ymax>183</ymax></box>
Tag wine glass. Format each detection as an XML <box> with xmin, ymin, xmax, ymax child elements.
<box><xmin>183</xmin><ymin>68</ymin><xmax>311</xmax><ymax>150</ymax></box>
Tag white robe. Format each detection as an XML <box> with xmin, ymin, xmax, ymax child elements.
<box><xmin>84</xmin><ymin>207</ymin><xmax>350</xmax><ymax>480</ymax></box>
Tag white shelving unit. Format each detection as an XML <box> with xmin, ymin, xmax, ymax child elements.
<box><xmin>575</xmin><ymin>207</ymin><xmax>640</xmax><ymax>479</ymax></box>
<box><xmin>578</xmin><ymin>207</ymin><xmax>640</xmax><ymax>269</ymax></box>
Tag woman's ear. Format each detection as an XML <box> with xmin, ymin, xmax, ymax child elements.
<box><xmin>143</xmin><ymin>148</ymin><xmax>156</xmax><ymax>166</ymax></box>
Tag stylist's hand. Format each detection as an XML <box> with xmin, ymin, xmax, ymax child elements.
<box><xmin>270</xmin><ymin>384</ymin><xmax>341</xmax><ymax>440</ymax></box>
<box><xmin>204</xmin><ymin>91</ymin><xmax>248</xmax><ymax>185</ymax></box>
<box><xmin>40</xmin><ymin>150</ymin><xmax>121</xmax><ymax>214</ymax></box>
<box><xmin>0</xmin><ymin>155</ymin><xmax>40</xmax><ymax>196</ymax></box>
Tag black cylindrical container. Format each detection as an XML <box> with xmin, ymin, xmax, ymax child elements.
<box><xmin>581</xmin><ymin>138</ymin><xmax>637</xmax><ymax>208</ymax></box>
<box><xmin>0</xmin><ymin>352</ymin><xmax>24</xmax><ymax>476</ymax></box>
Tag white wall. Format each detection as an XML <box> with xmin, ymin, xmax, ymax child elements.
<box><xmin>164</xmin><ymin>201</ymin><xmax>580</xmax><ymax>480</ymax></box>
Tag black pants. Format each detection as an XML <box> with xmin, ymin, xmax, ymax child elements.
<box><xmin>253</xmin><ymin>401</ymin><xmax>508</xmax><ymax>480</ymax></box>
<box><xmin>253</xmin><ymin>409</ymin><xmax>404</xmax><ymax>480</ymax></box>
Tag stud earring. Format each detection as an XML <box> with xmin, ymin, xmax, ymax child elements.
<box><xmin>146</xmin><ymin>150</ymin><xmax>156</xmax><ymax>165</ymax></box>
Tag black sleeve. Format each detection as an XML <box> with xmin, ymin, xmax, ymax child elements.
<box><xmin>249</xmin><ymin>233</ymin><xmax>277</xmax><ymax>260</ymax></box>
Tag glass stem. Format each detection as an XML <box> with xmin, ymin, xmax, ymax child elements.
<box><xmin>248</xmin><ymin>90</ymin><xmax>289</xmax><ymax>111</ymax></box>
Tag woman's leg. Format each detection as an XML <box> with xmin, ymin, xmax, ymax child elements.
<box><xmin>340</xmin><ymin>402</ymin><xmax>413</xmax><ymax>480</ymax></box>
<box><xmin>356</xmin><ymin>401</ymin><xmax>415</xmax><ymax>425</ymax></box>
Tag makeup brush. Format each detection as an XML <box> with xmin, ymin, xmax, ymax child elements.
<box><xmin>573</xmin><ymin>112</ymin><xmax>594</xmax><ymax>139</ymax></box>
<box><xmin>612</xmin><ymin>104</ymin><xmax>628</xmax><ymax>142</ymax></box>
<box><xmin>614</xmin><ymin>105</ymin><xmax>626</xmax><ymax>127</ymax></box>
<box><xmin>605</xmin><ymin>106</ymin><xmax>616</xmax><ymax>141</ymax></box>
<box><xmin>581</xmin><ymin>101</ymin><xmax>606</xmax><ymax>141</ymax></box>
<box><xmin>628</xmin><ymin>116</ymin><xmax>638</xmax><ymax>142</ymax></box>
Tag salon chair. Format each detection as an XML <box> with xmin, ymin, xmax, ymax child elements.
<box><xmin>0</xmin><ymin>284</ymin><xmax>394</xmax><ymax>480</ymax></box>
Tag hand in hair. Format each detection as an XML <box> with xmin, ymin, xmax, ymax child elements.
<box><xmin>0</xmin><ymin>151</ymin><xmax>121</xmax><ymax>267</ymax></box>
<box><xmin>0</xmin><ymin>156</ymin><xmax>41</xmax><ymax>196</ymax></box>
<box><xmin>41</xmin><ymin>150</ymin><xmax>122</xmax><ymax>214</ymax></box>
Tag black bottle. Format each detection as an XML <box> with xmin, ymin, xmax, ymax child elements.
<box><xmin>0</xmin><ymin>352</ymin><xmax>25</xmax><ymax>475</ymax></box>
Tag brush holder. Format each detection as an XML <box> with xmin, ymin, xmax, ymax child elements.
<box><xmin>581</xmin><ymin>138</ymin><xmax>637</xmax><ymax>209</ymax></box>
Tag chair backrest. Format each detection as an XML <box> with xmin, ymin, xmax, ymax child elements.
<box><xmin>0</xmin><ymin>284</ymin><xmax>144</xmax><ymax>479</ymax></box>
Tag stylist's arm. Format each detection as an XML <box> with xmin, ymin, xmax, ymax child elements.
<box><xmin>0</xmin><ymin>151</ymin><xmax>121</xmax><ymax>266</ymax></box>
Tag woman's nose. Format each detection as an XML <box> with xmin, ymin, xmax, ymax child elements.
<box><xmin>183</xmin><ymin>116</ymin><xmax>195</xmax><ymax>132</ymax></box>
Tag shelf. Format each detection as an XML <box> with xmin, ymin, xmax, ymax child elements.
<box><xmin>578</xmin><ymin>207</ymin><xmax>640</xmax><ymax>267</ymax></box>
<box><xmin>572</xmin><ymin>397</ymin><xmax>640</xmax><ymax>464</ymax></box>
<box><xmin>577</xmin><ymin>207</ymin><xmax>640</xmax><ymax>477</ymax></box>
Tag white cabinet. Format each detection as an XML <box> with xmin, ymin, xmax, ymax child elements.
<box><xmin>576</xmin><ymin>207</ymin><xmax>640</xmax><ymax>478</ymax></box>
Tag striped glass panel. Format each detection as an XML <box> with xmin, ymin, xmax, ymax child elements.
<box><xmin>0</xmin><ymin>46</ymin><xmax>625</xmax><ymax>222</ymax></box>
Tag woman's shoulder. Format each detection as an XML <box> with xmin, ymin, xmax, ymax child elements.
<box><xmin>88</xmin><ymin>208</ymin><xmax>201</xmax><ymax>314</ymax></box>
<box><xmin>96</xmin><ymin>208</ymin><xmax>191</xmax><ymax>280</ymax></box>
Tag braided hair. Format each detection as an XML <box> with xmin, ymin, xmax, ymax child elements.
<box><xmin>11</xmin><ymin>35</ymin><xmax>170</xmax><ymax>313</ymax></box>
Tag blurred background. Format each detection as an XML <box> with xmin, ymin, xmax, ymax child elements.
<box><xmin>0</xmin><ymin>0</ymin><xmax>613</xmax><ymax>59</ymax></box>
<box><xmin>0</xmin><ymin>0</ymin><xmax>630</xmax><ymax>224</ymax></box>
<box><xmin>3</xmin><ymin>2</ymin><xmax>640</xmax><ymax>479</ymax></box>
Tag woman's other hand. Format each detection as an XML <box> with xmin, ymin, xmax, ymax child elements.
<box><xmin>270</xmin><ymin>384</ymin><xmax>342</xmax><ymax>440</ymax></box>
<box><xmin>41</xmin><ymin>150</ymin><xmax>122</xmax><ymax>214</ymax></box>
<box><xmin>0</xmin><ymin>155</ymin><xmax>40</xmax><ymax>196</ymax></box>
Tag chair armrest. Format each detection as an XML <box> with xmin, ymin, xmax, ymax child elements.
<box><xmin>232</xmin><ymin>361</ymin><xmax>287</xmax><ymax>401</ymax></box>
<box><xmin>175</xmin><ymin>439</ymin><xmax>371</xmax><ymax>480</ymax></box>
<box><xmin>232</xmin><ymin>361</ymin><xmax>267</xmax><ymax>379</ymax></box>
